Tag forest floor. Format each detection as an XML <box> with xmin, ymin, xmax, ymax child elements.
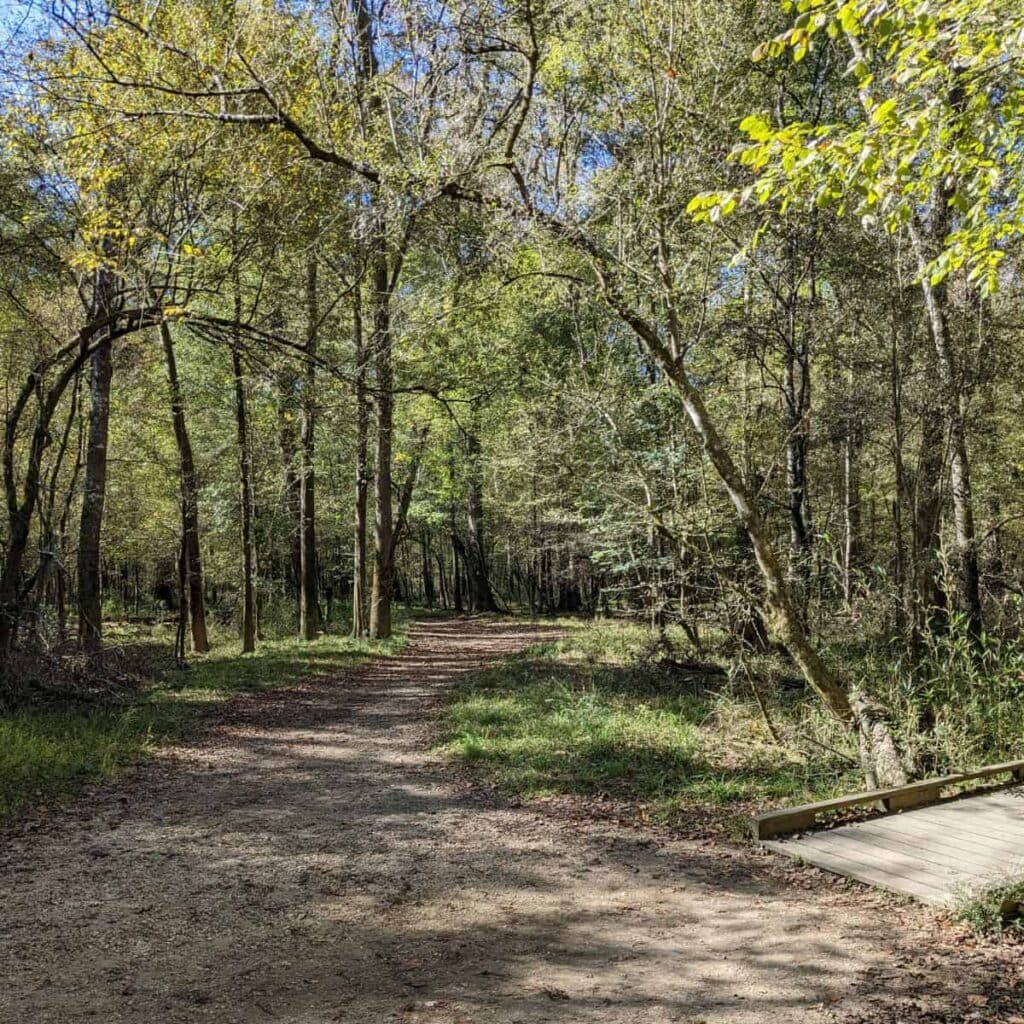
<box><xmin>2</xmin><ymin>617</ymin><xmax>1023</xmax><ymax>1024</ymax></box>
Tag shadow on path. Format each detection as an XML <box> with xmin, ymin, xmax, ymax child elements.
<box><xmin>0</xmin><ymin>618</ymin><xmax>972</xmax><ymax>1023</ymax></box>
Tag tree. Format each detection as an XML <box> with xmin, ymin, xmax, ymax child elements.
<box><xmin>161</xmin><ymin>322</ymin><xmax>210</xmax><ymax>653</ymax></box>
<box><xmin>299</xmin><ymin>259</ymin><xmax>321</xmax><ymax>640</ymax></box>
<box><xmin>76</xmin><ymin>267</ymin><xmax>117</xmax><ymax>651</ymax></box>
<box><xmin>690</xmin><ymin>0</ymin><xmax>1024</xmax><ymax>640</ymax></box>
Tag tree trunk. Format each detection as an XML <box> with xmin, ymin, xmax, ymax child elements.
<box><xmin>76</xmin><ymin>336</ymin><xmax>113</xmax><ymax>651</ymax></box>
<box><xmin>452</xmin><ymin>533</ymin><xmax>464</xmax><ymax>613</ymax></box>
<box><xmin>352</xmin><ymin>281</ymin><xmax>370</xmax><ymax>637</ymax></box>
<box><xmin>299</xmin><ymin>259</ymin><xmax>321</xmax><ymax>640</ymax></box>
<box><xmin>231</xmin><ymin>344</ymin><xmax>257</xmax><ymax>654</ymax></box>
<box><xmin>671</xmin><ymin>360</ymin><xmax>904</xmax><ymax>784</ymax></box>
<box><xmin>352</xmin><ymin>0</ymin><xmax>398</xmax><ymax>641</ymax></box>
<box><xmin>842</xmin><ymin>402</ymin><xmax>861</xmax><ymax>606</ymax></box>
<box><xmin>0</xmin><ymin>334</ymin><xmax>109</xmax><ymax>664</ymax></box>
<box><xmin>421</xmin><ymin>530</ymin><xmax>435</xmax><ymax>608</ymax></box>
<box><xmin>909</xmin><ymin>211</ymin><xmax>982</xmax><ymax>641</ymax></box>
<box><xmin>368</xmin><ymin>253</ymin><xmax>394</xmax><ymax>640</ymax></box>
<box><xmin>174</xmin><ymin>533</ymin><xmax>188</xmax><ymax>666</ymax></box>
<box><xmin>464</xmin><ymin>426</ymin><xmax>498</xmax><ymax>613</ymax></box>
<box><xmin>37</xmin><ymin>371</ymin><xmax>83</xmax><ymax>643</ymax></box>
<box><xmin>160</xmin><ymin>322</ymin><xmax>209</xmax><ymax>653</ymax></box>
<box><xmin>889</xmin><ymin>304</ymin><xmax>910</xmax><ymax>632</ymax></box>
<box><xmin>783</xmin><ymin>332</ymin><xmax>812</xmax><ymax>577</ymax></box>
<box><xmin>436</xmin><ymin>552</ymin><xmax>449</xmax><ymax>609</ymax></box>
<box><xmin>911</xmin><ymin>397</ymin><xmax>946</xmax><ymax>633</ymax></box>
<box><xmin>594</xmin><ymin>281</ymin><xmax>906</xmax><ymax>785</ymax></box>
<box><xmin>277</xmin><ymin>392</ymin><xmax>301</xmax><ymax>611</ymax></box>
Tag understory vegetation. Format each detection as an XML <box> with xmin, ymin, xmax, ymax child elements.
<box><xmin>445</xmin><ymin>622</ymin><xmax>856</xmax><ymax>821</ymax></box>
<box><xmin>445</xmin><ymin>619</ymin><xmax>1024</xmax><ymax>828</ymax></box>
<box><xmin>0</xmin><ymin>613</ymin><xmax>406</xmax><ymax>824</ymax></box>
<box><xmin>952</xmin><ymin>876</ymin><xmax>1024</xmax><ymax>937</ymax></box>
<box><xmin>1</xmin><ymin>0</ymin><xmax>1024</xmax><ymax>814</ymax></box>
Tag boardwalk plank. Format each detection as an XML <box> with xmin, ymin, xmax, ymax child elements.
<box><xmin>905</xmin><ymin>806</ymin><xmax>1024</xmax><ymax>843</ymax></box>
<box><xmin>794</xmin><ymin>832</ymin><xmax>954</xmax><ymax>887</ymax></box>
<box><xmin>764</xmin><ymin>837</ymin><xmax>948</xmax><ymax>904</ymax></box>
<box><xmin>832</xmin><ymin>824</ymin><xmax>998</xmax><ymax>877</ymax></box>
<box><xmin>762</xmin><ymin>787</ymin><xmax>1024</xmax><ymax>904</ymax></box>
<box><xmin>865</xmin><ymin>812</ymin><xmax>1023</xmax><ymax>856</ymax></box>
<box><xmin>802</xmin><ymin>832</ymin><xmax>957</xmax><ymax>887</ymax></box>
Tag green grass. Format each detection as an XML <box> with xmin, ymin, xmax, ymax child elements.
<box><xmin>442</xmin><ymin>620</ymin><xmax>858</xmax><ymax>823</ymax></box>
<box><xmin>0</xmin><ymin>622</ymin><xmax>407</xmax><ymax>825</ymax></box>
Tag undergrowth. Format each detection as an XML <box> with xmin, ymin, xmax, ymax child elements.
<box><xmin>443</xmin><ymin>615</ymin><xmax>1024</xmax><ymax>829</ymax></box>
<box><xmin>0</xmin><ymin>617</ymin><xmax>407</xmax><ymax>824</ymax></box>
<box><xmin>442</xmin><ymin>619</ymin><xmax>860</xmax><ymax>825</ymax></box>
<box><xmin>951</xmin><ymin>873</ymin><xmax>1024</xmax><ymax>936</ymax></box>
<box><xmin>854</xmin><ymin>617</ymin><xmax>1024</xmax><ymax>776</ymax></box>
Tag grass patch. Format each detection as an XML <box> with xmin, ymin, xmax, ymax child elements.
<box><xmin>0</xmin><ymin>621</ymin><xmax>407</xmax><ymax>825</ymax></box>
<box><xmin>442</xmin><ymin>620</ymin><xmax>858</xmax><ymax>822</ymax></box>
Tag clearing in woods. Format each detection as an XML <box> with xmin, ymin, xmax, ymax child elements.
<box><xmin>0</xmin><ymin>619</ymin><xmax>1010</xmax><ymax>1023</ymax></box>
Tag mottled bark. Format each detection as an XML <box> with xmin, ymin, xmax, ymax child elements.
<box><xmin>76</xmin><ymin>336</ymin><xmax>113</xmax><ymax>651</ymax></box>
<box><xmin>161</xmin><ymin>323</ymin><xmax>209</xmax><ymax>653</ymax></box>
<box><xmin>593</xmin><ymin>277</ymin><xmax>906</xmax><ymax>785</ymax></box>
<box><xmin>352</xmin><ymin>282</ymin><xmax>370</xmax><ymax>637</ymax></box>
<box><xmin>231</xmin><ymin>344</ymin><xmax>257</xmax><ymax>654</ymax></box>
<box><xmin>299</xmin><ymin>260</ymin><xmax>321</xmax><ymax>640</ymax></box>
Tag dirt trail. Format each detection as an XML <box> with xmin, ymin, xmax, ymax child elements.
<box><xmin>0</xmin><ymin>619</ymin><xmax>965</xmax><ymax>1023</ymax></box>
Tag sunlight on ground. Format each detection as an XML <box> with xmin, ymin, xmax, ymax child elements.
<box><xmin>442</xmin><ymin>621</ymin><xmax>858</xmax><ymax>823</ymax></box>
<box><xmin>0</xmin><ymin>623</ymin><xmax>407</xmax><ymax>823</ymax></box>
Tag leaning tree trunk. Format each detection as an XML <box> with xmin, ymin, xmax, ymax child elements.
<box><xmin>161</xmin><ymin>323</ymin><xmax>209</xmax><ymax>653</ymax></box>
<box><xmin>77</xmin><ymin>336</ymin><xmax>113</xmax><ymax>652</ymax></box>
<box><xmin>36</xmin><ymin>371</ymin><xmax>83</xmax><ymax>643</ymax></box>
<box><xmin>595</xmin><ymin>278</ymin><xmax>907</xmax><ymax>786</ymax></box>
<box><xmin>0</xmin><ymin>320</ymin><xmax>116</xmax><ymax>665</ymax></box>
<box><xmin>299</xmin><ymin>259</ymin><xmax>321</xmax><ymax>641</ymax></box>
<box><xmin>671</xmin><ymin>359</ymin><xmax>903</xmax><ymax>786</ymax></box>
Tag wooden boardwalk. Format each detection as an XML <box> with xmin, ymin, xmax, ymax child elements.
<box><xmin>763</xmin><ymin>787</ymin><xmax>1024</xmax><ymax>905</ymax></box>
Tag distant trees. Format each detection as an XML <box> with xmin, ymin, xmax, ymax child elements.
<box><xmin>1</xmin><ymin>0</ymin><xmax>1023</xmax><ymax>784</ymax></box>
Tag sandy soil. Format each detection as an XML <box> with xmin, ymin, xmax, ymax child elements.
<box><xmin>2</xmin><ymin>618</ymin><xmax>1020</xmax><ymax>1023</ymax></box>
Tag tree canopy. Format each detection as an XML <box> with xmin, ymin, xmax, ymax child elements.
<box><xmin>1</xmin><ymin>0</ymin><xmax>1024</xmax><ymax>792</ymax></box>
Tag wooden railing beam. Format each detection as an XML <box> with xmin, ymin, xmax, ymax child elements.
<box><xmin>754</xmin><ymin>758</ymin><xmax>1024</xmax><ymax>840</ymax></box>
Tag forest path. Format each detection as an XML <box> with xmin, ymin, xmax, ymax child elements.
<box><xmin>2</xmin><ymin>618</ymin><xmax>937</xmax><ymax>1023</ymax></box>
